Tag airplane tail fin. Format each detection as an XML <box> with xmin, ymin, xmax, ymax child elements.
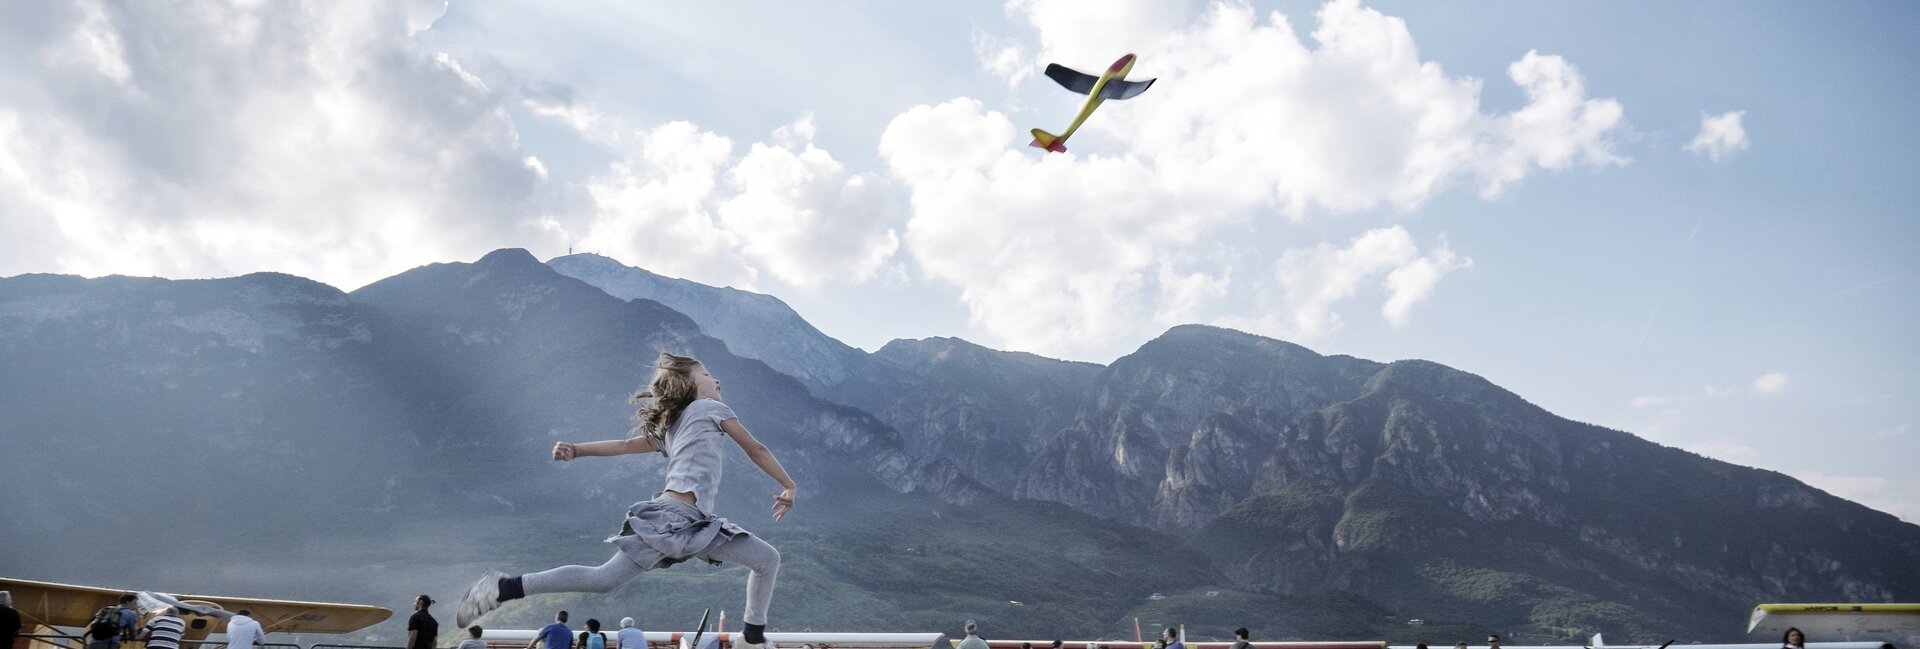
<box><xmin>1029</xmin><ymin>128</ymin><xmax>1067</xmax><ymax>153</ymax></box>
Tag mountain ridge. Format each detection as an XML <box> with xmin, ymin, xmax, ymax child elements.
<box><xmin>5</xmin><ymin>250</ymin><xmax>1916</xmax><ymax>645</ymax></box>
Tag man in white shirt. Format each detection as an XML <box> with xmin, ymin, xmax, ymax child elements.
<box><xmin>617</xmin><ymin>618</ymin><xmax>645</xmax><ymax>649</ymax></box>
<box><xmin>226</xmin><ymin>609</ymin><xmax>267</xmax><ymax>649</ymax></box>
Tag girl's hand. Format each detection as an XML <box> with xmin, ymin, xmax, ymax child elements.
<box><xmin>771</xmin><ymin>487</ymin><xmax>795</xmax><ymax>521</ymax></box>
<box><xmin>552</xmin><ymin>441</ymin><xmax>576</xmax><ymax>462</ymax></box>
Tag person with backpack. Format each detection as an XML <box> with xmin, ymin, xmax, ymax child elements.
<box><xmin>577</xmin><ymin>619</ymin><xmax>608</xmax><ymax>649</ymax></box>
<box><xmin>80</xmin><ymin>594</ymin><xmax>139</xmax><ymax>649</ymax></box>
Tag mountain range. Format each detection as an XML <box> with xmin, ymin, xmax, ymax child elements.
<box><xmin>3</xmin><ymin>250</ymin><xmax>1916</xmax><ymax>646</ymax></box>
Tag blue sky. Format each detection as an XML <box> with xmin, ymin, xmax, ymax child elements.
<box><xmin>1</xmin><ymin>1</ymin><xmax>1914</xmax><ymax>520</ymax></box>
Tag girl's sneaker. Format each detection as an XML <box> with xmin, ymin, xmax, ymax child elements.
<box><xmin>456</xmin><ymin>568</ymin><xmax>506</xmax><ymax>627</ymax></box>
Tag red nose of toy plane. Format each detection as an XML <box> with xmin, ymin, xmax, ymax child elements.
<box><xmin>1108</xmin><ymin>53</ymin><xmax>1136</xmax><ymax>73</ymax></box>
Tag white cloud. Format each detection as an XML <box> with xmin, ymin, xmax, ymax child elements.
<box><xmin>718</xmin><ymin>116</ymin><xmax>902</xmax><ymax>288</ymax></box>
<box><xmin>1685</xmin><ymin>110</ymin><xmax>1750</xmax><ymax>161</ymax></box>
<box><xmin>1010</xmin><ymin>0</ymin><xmax>1628</xmax><ymax>215</ymax></box>
<box><xmin>1751</xmin><ymin>371</ymin><xmax>1789</xmax><ymax>394</ymax></box>
<box><xmin>0</xmin><ymin>2</ymin><xmax>558</xmax><ymax>290</ymax></box>
<box><xmin>872</xmin><ymin>0</ymin><xmax>1621</xmax><ymax>357</ymax></box>
<box><xmin>1684</xmin><ymin>439</ymin><xmax>1761</xmax><ymax>464</ymax></box>
<box><xmin>974</xmin><ymin>31</ymin><xmax>1035</xmax><ymax>89</ymax></box>
<box><xmin>1799</xmin><ymin>472</ymin><xmax>1920</xmax><ymax>523</ymax></box>
<box><xmin>879</xmin><ymin>99</ymin><xmax>1189</xmax><ymax>355</ymax></box>
<box><xmin>1383</xmin><ymin>241</ymin><xmax>1472</xmax><ymax>325</ymax></box>
<box><xmin>561</xmin><ymin>114</ymin><xmax>902</xmax><ymax>290</ymax></box>
<box><xmin>1703</xmin><ymin>383</ymin><xmax>1739</xmax><ymax>397</ymax></box>
<box><xmin>1243</xmin><ymin>227</ymin><xmax>1469</xmax><ymax>340</ymax></box>
<box><xmin>1630</xmin><ymin>395</ymin><xmax>1681</xmax><ymax>409</ymax></box>
<box><xmin>574</xmin><ymin>121</ymin><xmax>758</xmax><ymax>288</ymax></box>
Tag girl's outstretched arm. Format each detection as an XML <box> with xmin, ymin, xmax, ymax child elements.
<box><xmin>720</xmin><ymin>418</ymin><xmax>797</xmax><ymax>520</ymax></box>
<box><xmin>553</xmin><ymin>435</ymin><xmax>659</xmax><ymax>461</ymax></box>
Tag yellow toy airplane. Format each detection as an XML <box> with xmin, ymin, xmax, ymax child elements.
<box><xmin>1030</xmin><ymin>53</ymin><xmax>1156</xmax><ymax>153</ymax></box>
<box><xmin>2</xmin><ymin>576</ymin><xmax>391</xmax><ymax>646</ymax></box>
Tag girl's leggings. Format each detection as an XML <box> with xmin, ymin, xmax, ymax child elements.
<box><xmin>520</xmin><ymin>534</ymin><xmax>781</xmax><ymax>625</ymax></box>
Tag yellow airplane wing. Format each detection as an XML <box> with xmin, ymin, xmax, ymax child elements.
<box><xmin>1749</xmin><ymin>603</ymin><xmax>1920</xmax><ymax>648</ymax></box>
<box><xmin>0</xmin><ymin>577</ymin><xmax>391</xmax><ymax>635</ymax></box>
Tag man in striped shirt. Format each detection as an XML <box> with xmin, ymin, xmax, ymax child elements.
<box><xmin>138</xmin><ymin>608</ymin><xmax>187</xmax><ymax>649</ymax></box>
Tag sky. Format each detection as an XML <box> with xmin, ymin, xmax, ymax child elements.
<box><xmin>1</xmin><ymin>1</ymin><xmax>1915</xmax><ymax>521</ymax></box>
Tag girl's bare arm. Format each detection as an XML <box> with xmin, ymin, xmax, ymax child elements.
<box><xmin>553</xmin><ymin>435</ymin><xmax>658</xmax><ymax>461</ymax></box>
<box><xmin>720</xmin><ymin>418</ymin><xmax>797</xmax><ymax>520</ymax></box>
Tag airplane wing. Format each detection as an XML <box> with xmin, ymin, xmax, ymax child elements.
<box><xmin>1044</xmin><ymin>64</ymin><xmax>1101</xmax><ymax>96</ymax></box>
<box><xmin>1097</xmin><ymin>77</ymin><xmax>1155</xmax><ymax>100</ymax></box>
<box><xmin>0</xmin><ymin>577</ymin><xmax>391</xmax><ymax>635</ymax></box>
<box><xmin>1749</xmin><ymin>603</ymin><xmax>1920</xmax><ymax>648</ymax></box>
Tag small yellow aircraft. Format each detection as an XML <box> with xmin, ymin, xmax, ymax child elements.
<box><xmin>1029</xmin><ymin>53</ymin><xmax>1156</xmax><ymax>153</ymax></box>
<box><xmin>1</xmin><ymin>577</ymin><xmax>391</xmax><ymax>647</ymax></box>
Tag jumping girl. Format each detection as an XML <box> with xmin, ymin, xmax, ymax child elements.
<box><xmin>455</xmin><ymin>352</ymin><xmax>797</xmax><ymax>648</ymax></box>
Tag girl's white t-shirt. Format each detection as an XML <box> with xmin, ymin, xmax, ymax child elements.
<box><xmin>660</xmin><ymin>398</ymin><xmax>737</xmax><ymax>514</ymax></box>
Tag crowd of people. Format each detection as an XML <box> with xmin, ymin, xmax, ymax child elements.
<box><xmin>0</xmin><ymin>588</ymin><xmax>1828</xmax><ymax>649</ymax></box>
<box><xmin>0</xmin><ymin>591</ymin><xmax>265</xmax><ymax>649</ymax></box>
<box><xmin>957</xmin><ymin>624</ymin><xmax>1823</xmax><ymax>649</ymax></box>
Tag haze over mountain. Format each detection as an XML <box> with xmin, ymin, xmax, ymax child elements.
<box><xmin>4</xmin><ymin>250</ymin><xmax>1917</xmax><ymax>646</ymax></box>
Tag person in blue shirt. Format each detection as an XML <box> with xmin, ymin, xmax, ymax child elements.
<box><xmin>526</xmin><ymin>611</ymin><xmax>573</xmax><ymax>649</ymax></box>
<box><xmin>615</xmin><ymin>618</ymin><xmax>644</xmax><ymax>649</ymax></box>
<box><xmin>1159</xmin><ymin>627</ymin><xmax>1185</xmax><ymax>649</ymax></box>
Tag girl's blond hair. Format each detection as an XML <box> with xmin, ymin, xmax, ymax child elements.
<box><xmin>631</xmin><ymin>351</ymin><xmax>702</xmax><ymax>443</ymax></box>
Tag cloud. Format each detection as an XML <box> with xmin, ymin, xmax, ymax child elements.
<box><xmin>1685</xmin><ymin>110</ymin><xmax>1750</xmax><ymax>161</ymax></box>
<box><xmin>574</xmin><ymin>121</ymin><xmax>759</xmax><ymax>288</ymax></box>
<box><xmin>0</xmin><ymin>1</ymin><xmax>555</xmax><ymax>290</ymax></box>
<box><xmin>1751</xmin><ymin>371</ymin><xmax>1788</xmax><ymax>394</ymax></box>
<box><xmin>718</xmin><ymin>116</ymin><xmax>902</xmax><ymax>288</ymax></box>
<box><xmin>1630</xmin><ymin>395</ymin><xmax>1682</xmax><ymax>409</ymax></box>
<box><xmin>1006</xmin><ymin>0</ymin><xmax>1628</xmax><ymax>214</ymax></box>
<box><xmin>560</xmin><ymin>112</ymin><xmax>903</xmax><ymax>290</ymax></box>
<box><xmin>974</xmin><ymin>31</ymin><xmax>1035</xmax><ymax>89</ymax></box>
<box><xmin>1798</xmin><ymin>472</ymin><xmax>1920</xmax><ymax>523</ymax></box>
<box><xmin>879</xmin><ymin>99</ymin><xmax>1189</xmax><ymax>355</ymax></box>
<box><xmin>1253</xmin><ymin>227</ymin><xmax>1470</xmax><ymax>339</ymax></box>
<box><xmin>1684</xmin><ymin>439</ymin><xmax>1761</xmax><ymax>464</ymax></box>
<box><xmin>877</xmin><ymin>0</ymin><xmax>1620</xmax><ymax>357</ymax></box>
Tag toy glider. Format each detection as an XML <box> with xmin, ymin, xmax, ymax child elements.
<box><xmin>1030</xmin><ymin>53</ymin><xmax>1155</xmax><ymax>153</ymax></box>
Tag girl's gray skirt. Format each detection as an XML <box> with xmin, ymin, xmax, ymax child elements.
<box><xmin>605</xmin><ymin>492</ymin><xmax>750</xmax><ymax>570</ymax></box>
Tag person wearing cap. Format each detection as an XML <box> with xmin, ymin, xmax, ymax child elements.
<box><xmin>957</xmin><ymin>621</ymin><xmax>987</xmax><ymax>649</ymax></box>
<box><xmin>409</xmin><ymin>595</ymin><xmax>440</xmax><ymax>649</ymax></box>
